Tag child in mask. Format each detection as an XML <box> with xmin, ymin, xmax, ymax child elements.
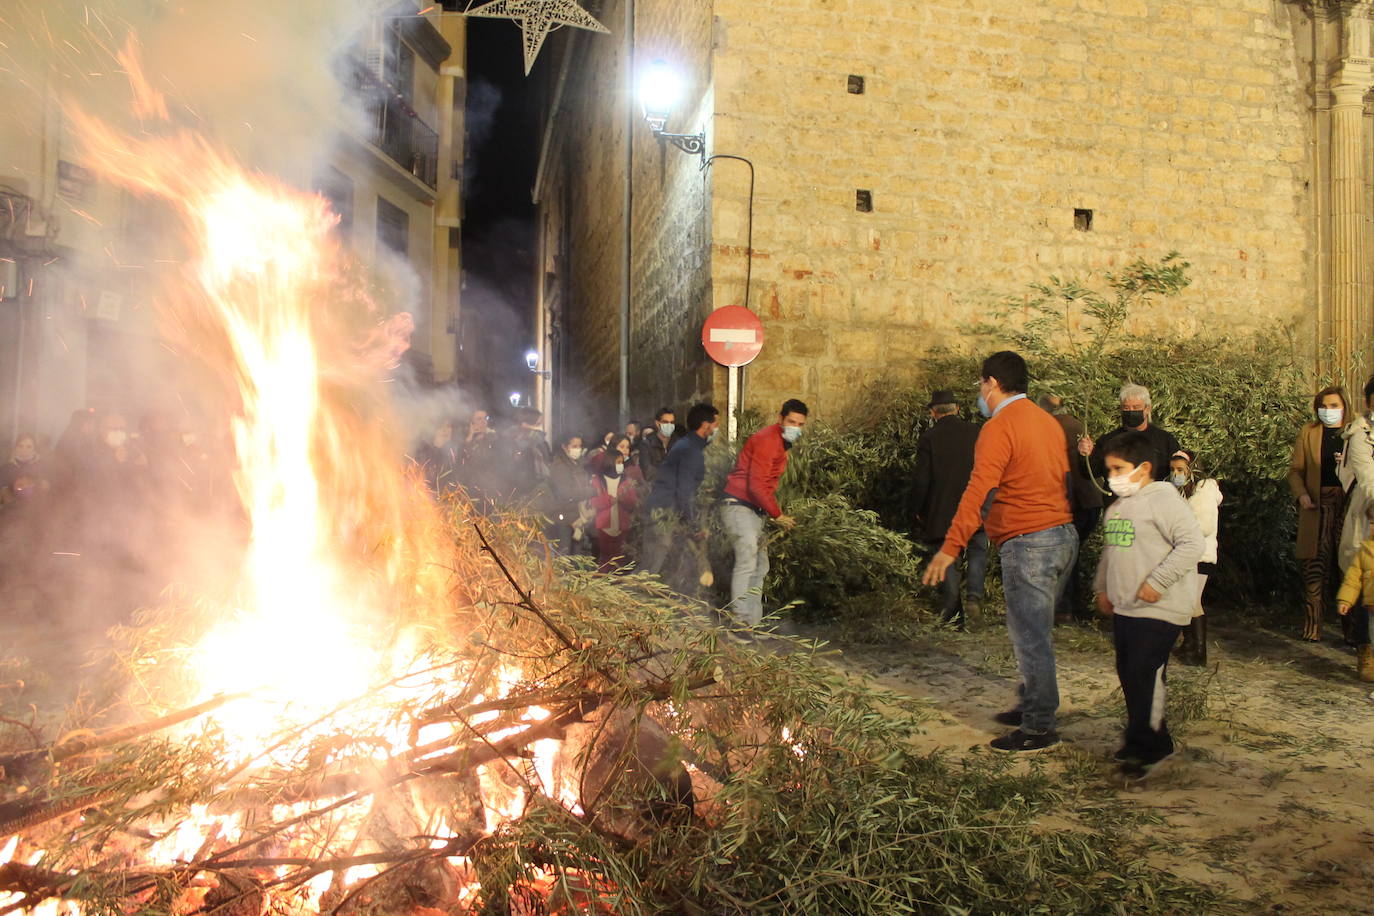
<box><xmin>1168</xmin><ymin>449</ymin><xmax>1223</xmax><ymax>666</ymax></box>
<box><xmin>1336</xmin><ymin>500</ymin><xmax>1374</xmax><ymax>682</ymax></box>
<box><xmin>1094</xmin><ymin>432</ymin><xmax>1205</xmax><ymax>777</ymax></box>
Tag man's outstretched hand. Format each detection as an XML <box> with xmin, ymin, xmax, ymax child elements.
<box><xmin>923</xmin><ymin>551</ymin><xmax>955</xmax><ymax>586</ymax></box>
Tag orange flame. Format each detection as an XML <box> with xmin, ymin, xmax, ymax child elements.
<box><xmin>34</xmin><ymin>46</ymin><xmax>582</xmax><ymax>914</ymax></box>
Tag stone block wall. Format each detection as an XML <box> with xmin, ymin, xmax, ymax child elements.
<box><xmin>628</xmin><ymin>0</ymin><xmax>717</xmax><ymax>419</ymax></box>
<box><xmin>708</xmin><ymin>0</ymin><xmax>1315</xmax><ymax>417</ymax></box>
<box><xmin>545</xmin><ymin>0</ymin><xmax>715</xmax><ymax>435</ymax></box>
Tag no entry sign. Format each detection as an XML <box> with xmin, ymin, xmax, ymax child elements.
<box><xmin>701</xmin><ymin>305</ymin><xmax>764</xmax><ymax>367</ymax></box>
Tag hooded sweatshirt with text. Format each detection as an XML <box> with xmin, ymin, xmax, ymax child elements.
<box><xmin>1092</xmin><ymin>479</ymin><xmax>1204</xmax><ymax>626</ymax></box>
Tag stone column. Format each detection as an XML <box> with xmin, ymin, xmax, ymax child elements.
<box><xmin>1330</xmin><ymin>78</ymin><xmax>1369</xmax><ymax>377</ymax></box>
<box><xmin>1330</xmin><ymin>3</ymin><xmax>1374</xmax><ymax>381</ymax></box>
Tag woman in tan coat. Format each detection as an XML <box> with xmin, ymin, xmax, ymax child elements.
<box><xmin>1289</xmin><ymin>385</ymin><xmax>1350</xmax><ymax>641</ymax></box>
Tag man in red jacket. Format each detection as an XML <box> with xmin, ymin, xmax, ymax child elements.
<box><xmin>721</xmin><ymin>398</ymin><xmax>809</xmax><ymax>627</ymax></box>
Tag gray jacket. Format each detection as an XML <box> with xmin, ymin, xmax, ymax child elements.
<box><xmin>1093</xmin><ymin>480</ymin><xmax>1203</xmax><ymax>626</ymax></box>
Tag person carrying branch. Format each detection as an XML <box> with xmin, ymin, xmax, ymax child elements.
<box><xmin>721</xmin><ymin>399</ymin><xmax>808</xmax><ymax>628</ymax></box>
<box><xmin>641</xmin><ymin>403</ymin><xmax>720</xmax><ymax>595</ymax></box>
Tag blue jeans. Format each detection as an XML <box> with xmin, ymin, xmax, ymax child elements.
<box><xmin>1000</xmin><ymin>523</ymin><xmax>1078</xmax><ymax>734</ymax></box>
<box><xmin>721</xmin><ymin>503</ymin><xmax>769</xmax><ymax>626</ymax></box>
<box><xmin>928</xmin><ymin>529</ymin><xmax>990</xmax><ymax>622</ymax></box>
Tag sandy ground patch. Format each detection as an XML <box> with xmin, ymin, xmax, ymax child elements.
<box><xmin>807</xmin><ymin>615</ymin><xmax>1374</xmax><ymax>914</ymax></box>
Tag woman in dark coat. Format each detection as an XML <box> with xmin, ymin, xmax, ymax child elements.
<box><xmin>547</xmin><ymin>433</ymin><xmax>595</xmax><ymax>555</ymax></box>
<box><xmin>1289</xmin><ymin>385</ymin><xmax>1350</xmax><ymax>641</ymax></box>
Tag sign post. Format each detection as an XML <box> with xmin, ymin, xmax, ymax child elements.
<box><xmin>701</xmin><ymin>306</ymin><xmax>764</xmax><ymax>443</ymax></box>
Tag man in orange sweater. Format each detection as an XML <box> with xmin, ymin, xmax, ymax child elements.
<box><xmin>923</xmin><ymin>351</ymin><xmax>1076</xmax><ymax>752</ymax></box>
<box><xmin>721</xmin><ymin>399</ymin><xmax>808</xmax><ymax>627</ymax></box>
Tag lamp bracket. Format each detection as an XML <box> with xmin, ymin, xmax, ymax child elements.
<box><xmin>655</xmin><ymin>130</ymin><xmax>706</xmax><ymax>159</ymax></box>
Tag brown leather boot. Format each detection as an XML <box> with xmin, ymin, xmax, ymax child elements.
<box><xmin>1358</xmin><ymin>645</ymin><xmax>1374</xmax><ymax>683</ymax></box>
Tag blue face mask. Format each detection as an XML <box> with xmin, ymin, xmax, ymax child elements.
<box><xmin>977</xmin><ymin>393</ymin><xmax>992</xmax><ymax>418</ymax></box>
<box><xmin>781</xmin><ymin>425</ymin><xmax>803</xmax><ymax>444</ymax></box>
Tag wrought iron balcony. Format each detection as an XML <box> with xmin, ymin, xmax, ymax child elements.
<box><xmin>348</xmin><ymin>59</ymin><xmax>440</xmax><ymax>190</ymax></box>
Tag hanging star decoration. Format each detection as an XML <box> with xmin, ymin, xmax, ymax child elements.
<box><xmin>464</xmin><ymin>0</ymin><xmax>610</xmax><ymax>75</ymax></box>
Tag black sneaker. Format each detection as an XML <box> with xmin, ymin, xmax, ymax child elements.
<box><xmin>1119</xmin><ymin>750</ymin><xmax>1173</xmax><ymax>777</ymax></box>
<box><xmin>993</xmin><ymin>709</ymin><xmax>1023</xmax><ymax>727</ymax></box>
<box><xmin>989</xmin><ymin>729</ymin><xmax>1060</xmax><ymax>753</ymax></box>
<box><xmin>1112</xmin><ymin>747</ymin><xmax>1142</xmax><ymax>764</ymax></box>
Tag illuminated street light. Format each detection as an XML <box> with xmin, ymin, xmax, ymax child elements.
<box><xmin>638</xmin><ymin>59</ymin><xmax>704</xmax><ymax>158</ymax></box>
<box><xmin>523</xmin><ymin>348</ymin><xmax>550</xmax><ymax>379</ymax></box>
<box><xmin>509</xmin><ymin>391</ymin><xmax>522</xmax><ymax>408</ymax></box>
<box><xmin>639</xmin><ymin>60</ymin><xmax>682</xmax><ymax>133</ymax></box>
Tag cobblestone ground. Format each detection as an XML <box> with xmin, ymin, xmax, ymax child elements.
<box><xmin>810</xmin><ymin>616</ymin><xmax>1374</xmax><ymax>914</ymax></box>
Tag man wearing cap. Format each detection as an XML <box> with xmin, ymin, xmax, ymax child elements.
<box><xmin>912</xmin><ymin>389</ymin><xmax>988</xmax><ymax>628</ymax></box>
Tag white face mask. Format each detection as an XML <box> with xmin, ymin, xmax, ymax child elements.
<box><xmin>1108</xmin><ymin>470</ymin><xmax>1144</xmax><ymax>498</ymax></box>
<box><xmin>1169</xmin><ymin>473</ymin><xmax>1189</xmax><ymax>489</ymax></box>
<box><xmin>567</xmin><ymin>446</ymin><xmax>585</xmax><ymax>461</ymax></box>
<box><xmin>659</xmin><ymin>422</ymin><xmax>675</xmax><ymax>437</ymax></box>
<box><xmin>105</xmin><ymin>429</ymin><xmax>128</xmax><ymax>449</ymax></box>
<box><xmin>781</xmin><ymin>425</ymin><xmax>803</xmax><ymax>444</ymax></box>
<box><xmin>1318</xmin><ymin>407</ymin><xmax>1344</xmax><ymax>427</ymax></box>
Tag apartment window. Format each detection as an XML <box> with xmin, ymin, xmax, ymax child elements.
<box><xmin>383</xmin><ymin>24</ymin><xmax>416</xmax><ymax>104</ymax></box>
<box><xmin>376</xmin><ymin>196</ymin><xmax>409</xmax><ymax>256</ymax></box>
<box><xmin>316</xmin><ymin>167</ymin><xmax>354</xmax><ymax>239</ymax></box>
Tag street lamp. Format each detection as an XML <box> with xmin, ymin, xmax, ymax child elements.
<box><xmin>524</xmin><ymin>348</ymin><xmax>551</xmax><ymax>379</ymax></box>
<box><xmin>509</xmin><ymin>391</ymin><xmax>522</xmax><ymax>408</ymax></box>
<box><xmin>638</xmin><ymin>59</ymin><xmax>705</xmax><ymax>158</ymax></box>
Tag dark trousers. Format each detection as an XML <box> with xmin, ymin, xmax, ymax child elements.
<box><xmin>1113</xmin><ymin>615</ymin><xmax>1185</xmax><ymax>763</ymax></box>
<box><xmin>1059</xmin><ymin>507</ymin><xmax>1101</xmax><ymax>619</ymax></box>
<box><xmin>1353</xmin><ymin>605</ymin><xmax>1372</xmax><ymax>645</ymax></box>
<box><xmin>640</xmin><ymin>510</ymin><xmax>692</xmax><ymax>594</ymax></box>
<box><xmin>925</xmin><ymin>530</ymin><xmax>989</xmax><ymax>624</ymax></box>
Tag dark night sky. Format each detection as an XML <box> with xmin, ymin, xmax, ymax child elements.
<box><xmin>459</xmin><ymin>15</ymin><xmax>540</xmax><ymax>417</ymax></box>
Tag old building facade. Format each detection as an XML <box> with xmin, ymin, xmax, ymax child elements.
<box><xmin>0</xmin><ymin>2</ymin><xmax>465</xmax><ymax>443</ymax></box>
<box><xmin>536</xmin><ymin>0</ymin><xmax>1374</xmax><ymax>429</ymax></box>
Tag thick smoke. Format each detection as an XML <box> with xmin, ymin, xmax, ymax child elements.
<box><xmin>0</xmin><ymin>0</ymin><xmax>381</xmax><ymax>176</ymax></box>
<box><xmin>0</xmin><ymin>0</ymin><xmax>471</xmax><ymax>677</ymax></box>
<box><xmin>462</xmin><ymin>78</ymin><xmax>504</xmax><ymax>199</ymax></box>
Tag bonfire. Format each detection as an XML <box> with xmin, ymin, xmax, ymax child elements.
<box><xmin>0</xmin><ymin>51</ymin><xmax>732</xmax><ymax>914</ymax></box>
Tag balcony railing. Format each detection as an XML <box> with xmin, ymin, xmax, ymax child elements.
<box><xmin>349</xmin><ymin>60</ymin><xmax>439</xmax><ymax>190</ymax></box>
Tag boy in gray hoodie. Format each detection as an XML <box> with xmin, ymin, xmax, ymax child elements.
<box><xmin>1093</xmin><ymin>432</ymin><xmax>1204</xmax><ymax>776</ymax></box>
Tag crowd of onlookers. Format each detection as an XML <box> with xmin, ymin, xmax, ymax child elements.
<box><xmin>409</xmin><ymin>404</ymin><xmax>713</xmax><ymax>576</ymax></box>
<box><xmin>0</xmin><ymin>408</ymin><xmax>239</xmax><ymax>633</ymax></box>
<box><xmin>407</xmin><ymin>399</ymin><xmax>812</xmax><ymax>631</ymax></box>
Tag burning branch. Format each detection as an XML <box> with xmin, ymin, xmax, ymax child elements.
<box><xmin>0</xmin><ymin>692</ymin><xmax>248</xmax><ymax>785</ymax></box>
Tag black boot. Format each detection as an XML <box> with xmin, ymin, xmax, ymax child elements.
<box><xmin>1178</xmin><ymin>616</ymin><xmax>1207</xmax><ymax>667</ymax></box>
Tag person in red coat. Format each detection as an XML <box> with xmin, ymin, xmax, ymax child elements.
<box><xmin>589</xmin><ymin>434</ymin><xmax>644</xmax><ymax>572</ymax></box>
<box><xmin>721</xmin><ymin>399</ymin><xmax>809</xmax><ymax>626</ymax></box>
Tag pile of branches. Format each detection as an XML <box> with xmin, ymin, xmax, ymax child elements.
<box><xmin>0</xmin><ymin>501</ymin><xmax>1229</xmax><ymax>914</ymax></box>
